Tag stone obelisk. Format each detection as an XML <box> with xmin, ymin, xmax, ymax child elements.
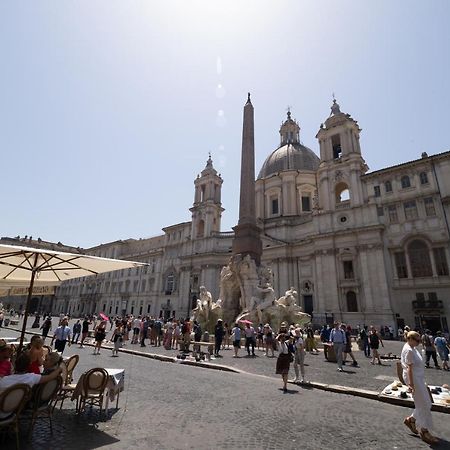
<box><xmin>232</xmin><ymin>93</ymin><xmax>263</xmax><ymax>265</ymax></box>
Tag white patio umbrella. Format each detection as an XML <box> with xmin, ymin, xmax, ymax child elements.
<box><xmin>0</xmin><ymin>243</ymin><xmax>147</xmax><ymax>351</ymax></box>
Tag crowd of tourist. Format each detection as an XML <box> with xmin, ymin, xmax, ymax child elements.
<box><xmin>1</xmin><ymin>307</ymin><xmax>449</xmax><ymax>445</ymax></box>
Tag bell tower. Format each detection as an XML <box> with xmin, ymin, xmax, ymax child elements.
<box><xmin>190</xmin><ymin>155</ymin><xmax>224</xmax><ymax>239</ymax></box>
<box><xmin>316</xmin><ymin>99</ymin><xmax>368</xmax><ymax>211</ymax></box>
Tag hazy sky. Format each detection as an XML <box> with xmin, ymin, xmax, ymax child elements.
<box><xmin>1</xmin><ymin>1</ymin><xmax>449</xmax><ymax>248</ymax></box>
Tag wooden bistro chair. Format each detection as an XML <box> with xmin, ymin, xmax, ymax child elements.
<box><xmin>0</xmin><ymin>383</ymin><xmax>31</xmax><ymax>450</ymax></box>
<box><xmin>77</xmin><ymin>368</ymin><xmax>108</xmax><ymax>415</ymax></box>
<box><xmin>54</xmin><ymin>355</ymin><xmax>79</xmax><ymax>410</ymax></box>
<box><xmin>25</xmin><ymin>376</ymin><xmax>62</xmax><ymax>438</ymax></box>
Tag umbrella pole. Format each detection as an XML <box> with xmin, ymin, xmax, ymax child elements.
<box><xmin>18</xmin><ymin>259</ymin><xmax>38</xmax><ymax>353</ymax></box>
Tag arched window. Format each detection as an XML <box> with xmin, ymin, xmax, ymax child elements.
<box><xmin>196</xmin><ymin>220</ymin><xmax>205</xmax><ymax>238</ymax></box>
<box><xmin>346</xmin><ymin>291</ymin><xmax>358</xmax><ymax>312</ymax></box>
<box><xmin>385</xmin><ymin>181</ymin><xmax>392</xmax><ymax>193</ymax></box>
<box><xmin>419</xmin><ymin>172</ymin><xmax>429</xmax><ymax>185</ymax></box>
<box><xmin>335</xmin><ymin>182</ymin><xmax>350</xmax><ymax>203</ymax></box>
<box><xmin>408</xmin><ymin>240</ymin><xmax>432</xmax><ymax>278</ymax></box>
<box><xmin>401</xmin><ymin>175</ymin><xmax>411</xmax><ymax>189</ymax></box>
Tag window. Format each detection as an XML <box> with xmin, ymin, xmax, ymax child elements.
<box><xmin>394</xmin><ymin>252</ymin><xmax>408</xmax><ymax>278</ymax></box>
<box><xmin>404</xmin><ymin>201</ymin><xmax>418</xmax><ymax>220</ymax></box>
<box><xmin>408</xmin><ymin>240</ymin><xmax>432</xmax><ymax>278</ymax></box>
<box><xmin>428</xmin><ymin>292</ymin><xmax>438</xmax><ymax>301</ymax></box>
<box><xmin>332</xmin><ymin>134</ymin><xmax>342</xmax><ymax>159</ymax></box>
<box><xmin>301</xmin><ymin>196</ymin><xmax>311</xmax><ymax>212</ymax></box>
<box><xmin>141</xmin><ymin>280</ymin><xmax>146</xmax><ymax>292</ymax></box>
<box><xmin>416</xmin><ymin>292</ymin><xmax>425</xmax><ymax>302</ymax></box>
<box><xmin>125</xmin><ymin>280</ymin><xmax>130</xmax><ymax>292</ymax></box>
<box><xmin>433</xmin><ymin>247</ymin><xmax>449</xmax><ymax>276</ymax></box>
<box><xmin>388</xmin><ymin>205</ymin><xmax>398</xmax><ymax>223</ymax></box>
<box><xmin>346</xmin><ymin>291</ymin><xmax>358</xmax><ymax>312</ymax></box>
<box><xmin>343</xmin><ymin>261</ymin><xmax>354</xmax><ymax>279</ymax></box>
<box><xmin>424</xmin><ymin>197</ymin><xmax>436</xmax><ymax>217</ymax></box>
<box><xmin>165</xmin><ymin>274</ymin><xmax>176</xmax><ymax>294</ymax></box>
<box><xmin>377</xmin><ymin>206</ymin><xmax>384</xmax><ymax>217</ymax></box>
<box><xmin>401</xmin><ymin>175</ymin><xmax>411</xmax><ymax>189</ymax></box>
<box><xmin>335</xmin><ymin>182</ymin><xmax>350</xmax><ymax>203</ymax></box>
<box><xmin>196</xmin><ymin>220</ymin><xmax>205</xmax><ymax>238</ymax></box>
<box><xmin>133</xmin><ymin>280</ymin><xmax>139</xmax><ymax>292</ymax></box>
<box><xmin>385</xmin><ymin>181</ymin><xmax>392</xmax><ymax>193</ymax></box>
<box><xmin>419</xmin><ymin>172</ymin><xmax>429</xmax><ymax>185</ymax></box>
<box><xmin>374</xmin><ymin>186</ymin><xmax>381</xmax><ymax>197</ymax></box>
<box><xmin>271</xmin><ymin>198</ymin><xmax>279</xmax><ymax>215</ymax></box>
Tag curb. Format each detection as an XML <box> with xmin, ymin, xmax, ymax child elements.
<box><xmin>2</xmin><ymin>325</ymin><xmax>449</xmax><ymax>413</ymax></box>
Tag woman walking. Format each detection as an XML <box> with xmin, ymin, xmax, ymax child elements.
<box><xmin>293</xmin><ymin>328</ymin><xmax>306</xmax><ymax>383</ymax></box>
<box><xmin>93</xmin><ymin>320</ymin><xmax>107</xmax><ymax>355</ymax></box>
<box><xmin>276</xmin><ymin>332</ymin><xmax>293</xmax><ymax>392</ymax></box>
<box><xmin>111</xmin><ymin>323</ymin><xmax>123</xmax><ymax>357</ymax></box>
<box><xmin>231</xmin><ymin>322</ymin><xmax>241</xmax><ymax>357</ymax></box>
<box><xmin>343</xmin><ymin>325</ymin><xmax>358</xmax><ymax>367</ymax></box>
<box><xmin>402</xmin><ymin>331</ymin><xmax>439</xmax><ymax>445</ymax></box>
<box><xmin>264</xmin><ymin>324</ymin><xmax>275</xmax><ymax>357</ymax></box>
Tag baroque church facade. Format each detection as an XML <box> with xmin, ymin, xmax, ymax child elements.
<box><xmin>52</xmin><ymin>100</ymin><xmax>450</xmax><ymax>333</ymax></box>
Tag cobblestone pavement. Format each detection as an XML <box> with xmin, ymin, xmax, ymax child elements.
<box><xmin>1</xmin><ymin>321</ymin><xmax>450</xmax><ymax>449</ymax></box>
<box><xmin>2</xmin><ymin>337</ymin><xmax>450</xmax><ymax>450</ymax></box>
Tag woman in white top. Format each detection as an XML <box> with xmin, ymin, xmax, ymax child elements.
<box><xmin>401</xmin><ymin>330</ymin><xmax>439</xmax><ymax>445</ymax></box>
<box><xmin>293</xmin><ymin>328</ymin><xmax>306</xmax><ymax>383</ymax></box>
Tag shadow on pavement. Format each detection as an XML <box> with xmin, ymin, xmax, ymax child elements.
<box><xmin>0</xmin><ymin>409</ymin><xmax>121</xmax><ymax>450</ymax></box>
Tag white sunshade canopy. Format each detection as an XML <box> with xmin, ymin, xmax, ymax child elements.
<box><xmin>0</xmin><ymin>243</ymin><xmax>147</xmax><ymax>285</ymax></box>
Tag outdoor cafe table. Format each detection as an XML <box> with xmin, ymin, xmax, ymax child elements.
<box><xmin>72</xmin><ymin>368</ymin><xmax>125</xmax><ymax>414</ymax></box>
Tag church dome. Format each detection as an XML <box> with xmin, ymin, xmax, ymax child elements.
<box><xmin>258</xmin><ymin>110</ymin><xmax>320</xmax><ymax>179</ymax></box>
<box><xmin>258</xmin><ymin>143</ymin><xmax>319</xmax><ymax>179</ymax></box>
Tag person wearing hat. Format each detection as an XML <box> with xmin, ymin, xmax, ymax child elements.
<box><xmin>0</xmin><ymin>340</ymin><xmax>13</xmax><ymax>378</ymax></box>
<box><xmin>214</xmin><ymin>319</ymin><xmax>225</xmax><ymax>357</ymax></box>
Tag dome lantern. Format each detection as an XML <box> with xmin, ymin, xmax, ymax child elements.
<box><xmin>279</xmin><ymin>109</ymin><xmax>300</xmax><ymax>145</ymax></box>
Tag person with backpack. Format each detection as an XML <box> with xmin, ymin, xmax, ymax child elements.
<box><xmin>421</xmin><ymin>330</ymin><xmax>440</xmax><ymax>369</ymax></box>
<box><xmin>369</xmin><ymin>326</ymin><xmax>384</xmax><ymax>365</ymax></box>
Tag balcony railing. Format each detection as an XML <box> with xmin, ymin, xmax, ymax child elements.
<box><xmin>412</xmin><ymin>300</ymin><xmax>443</xmax><ymax>310</ymax></box>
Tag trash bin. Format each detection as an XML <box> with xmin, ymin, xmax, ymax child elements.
<box><xmin>4</xmin><ymin>318</ymin><xmax>10</xmax><ymax>327</ymax></box>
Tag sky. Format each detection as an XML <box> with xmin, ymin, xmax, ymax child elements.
<box><xmin>0</xmin><ymin>1</ymin><xmax>449</xmax><ymax>248</ymax></box>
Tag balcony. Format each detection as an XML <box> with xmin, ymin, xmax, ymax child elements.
<box><xmin>412</xmin><ymin>300</ymin><xmax>443</xmax><ymax>311</ymax></box>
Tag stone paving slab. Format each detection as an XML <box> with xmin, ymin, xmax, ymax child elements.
<box><xmin>2</xmin><ymin>336</ymin><xmax>450</xmax><ymax>450</ymax></box>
